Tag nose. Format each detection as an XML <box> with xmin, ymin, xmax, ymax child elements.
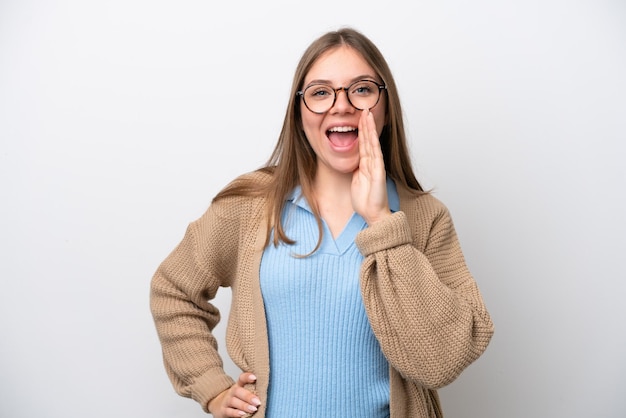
<box><xmin>330</xmin><ymin>88</ymin><xmax>355</xmax><ymax>114</ymax></box>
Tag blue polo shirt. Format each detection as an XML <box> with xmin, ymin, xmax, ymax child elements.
<box><xmin>259</xmin><ymin>178</ymin><xmax>399</xmax><ymax>417</ymax></box>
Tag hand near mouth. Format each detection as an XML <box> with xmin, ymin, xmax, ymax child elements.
<box><xmin>351</xmin><ymin>108</ymin><xmax>392</xmax><ymax>225</ymax></box>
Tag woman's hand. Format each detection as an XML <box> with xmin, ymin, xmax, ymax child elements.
<box><xmin>351</xmin><ymin>108</ymin><xmax>391</xmax><ymax>225</ymax></box>
<box><xmin>207</xmin><ymin>372</ymin><xmax>261</xmax><ymax>417</ymax></box>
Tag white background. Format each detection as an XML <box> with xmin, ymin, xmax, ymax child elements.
<box><xmin>1</xmin><ymin>0</ymin><xmax>625</xmax><ymax>417</ymax></box>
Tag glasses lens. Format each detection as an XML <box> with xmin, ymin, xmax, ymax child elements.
<box><xmin>348</xmin><ymin>80</ymin><xmax>381</xmax><ymax>110</ymax></box>
<box><xmin>303</xmin><ymin>84</ymin><xmax>335</xmax><ymax>113</ymax></box>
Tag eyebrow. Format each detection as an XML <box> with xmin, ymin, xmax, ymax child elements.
<box><xmin>304</xmin><ymin>74</ymin><xmax>380</xmax><ymax>87</ymax></box>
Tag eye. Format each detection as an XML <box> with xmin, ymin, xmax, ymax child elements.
<box><xmin>312</xmin><ymin>89</ymin><xmax>330</xmax><ymax>97</ymax></box>
<box><xmin>350</xmin><ymin>81</ymin><xmax>375</xmax><ymax>96</ymax></box>
<box><xmin>306</xmin><ymin>85</ymin><xmax>334</xmax><ymax>101</ymax></box>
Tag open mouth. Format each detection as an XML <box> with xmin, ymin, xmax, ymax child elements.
<box><xmin>327</xmin><ymin>126</ymin><xmax>358</xmax><ymax>148</ymax></box>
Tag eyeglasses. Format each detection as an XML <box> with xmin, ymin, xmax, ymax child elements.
<box><xmin>297</xmin><ymin>79</ymin><xmax>387</xmax><ymax>114</ymax></box>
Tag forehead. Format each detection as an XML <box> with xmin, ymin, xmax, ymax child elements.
<box><xmin>304</xmin><ymin>45</ymin><xmax>376</xmax><ymax>84</ymax></box>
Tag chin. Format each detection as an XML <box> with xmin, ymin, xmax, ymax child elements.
<box><xmin>331</xmin><ymin>162</ymin><xmax>359</xmax><ymax>175</ymax></box>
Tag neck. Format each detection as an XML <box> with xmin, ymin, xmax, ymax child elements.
<box><xmin>312</xmin><ymin>169</ymin><xmax>353</xmax><ymax>206</ymax></box>
<box><xmin>310</xmin><ymin>168</ymin><xmax>355</xmax><ymax>239</ymax></box>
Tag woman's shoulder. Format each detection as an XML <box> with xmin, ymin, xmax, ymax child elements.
<box><xmin>397</xmin><ymin>185</ymin><xmax>450</xmax><ymax>219</ymax></box>
<box><xmin>222</xmin><ymin>167</ymin><xmax>275</xmax><ymax>193</ymax></box>
<box><xmin>206</xmin><ymin>167</ymin><xmax>274</xmax><ymax>218</ymax></box>
<box><xmin>395</xmin><ymin>187</ymin><xmax>459</xmax><ymax>249</ymax></box>
<box><xmin>229</xmin><ymin>167</ymin><xmax>275</xmax><ymax>185</ymax></box>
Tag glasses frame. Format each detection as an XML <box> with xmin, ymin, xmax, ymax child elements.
<box><xmin>296</xmin><ymin>79</ymin><xmax>387</xmax><ymax>114</ymax></box>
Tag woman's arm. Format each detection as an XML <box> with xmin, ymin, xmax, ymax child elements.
<box><xmin>150</xmin><ymin>203</ymin><xmax>238</xmax><ymax>411</ymax></box>
<box><xmin>356</xmin><ymin>205</ymin><xmax>494</xmax><ymax>389</ymax></box>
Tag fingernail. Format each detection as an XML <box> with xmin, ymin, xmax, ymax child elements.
<box><xmin>251</xmin><ymin>397</ymin><xmax>261</xmax><ymax>406</ymax></box>
<box><xmin>247</xmin><ymin>405</ymin><xmax>258</xmax><ymax>412</ymax></box>
<box><xmin>249</xmin><ymin>374</ymin><xmax>257</xmax><ymax>381</ymax></box>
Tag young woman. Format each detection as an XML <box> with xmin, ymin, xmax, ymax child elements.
<box><xmin>150</xmin><ymin>28</ymin><xmax>494</xmax><ymax>418</ymax></box>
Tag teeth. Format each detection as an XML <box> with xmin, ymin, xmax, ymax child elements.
<box><xmin>328</xmin><ymin>126</ymin><xmax>357</xmax><ymax>133</ymax></box>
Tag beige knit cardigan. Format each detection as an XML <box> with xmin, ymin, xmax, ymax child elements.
<box><xmin>150</xmin><ymin>170</ymin><xmax>494</xmax><ymax>417</ymax></box>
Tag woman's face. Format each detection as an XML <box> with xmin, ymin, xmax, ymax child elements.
<box><xmin>300</xmin><ymin>45</ymin><xmax>387</xmax><ymax>179</ymax></box>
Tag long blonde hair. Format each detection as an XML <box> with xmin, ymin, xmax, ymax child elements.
<box><xmin>214</xmin><ymin>28</ymin><xmax>425</xmax><ymax>250</ymax></box>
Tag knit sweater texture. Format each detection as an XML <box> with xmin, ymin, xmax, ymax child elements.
<box><xmin>150</xmin><ymin>170</ymin><xmax>494</xmax><ymax>417</ymax></box>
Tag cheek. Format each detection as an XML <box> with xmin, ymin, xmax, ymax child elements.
<box><xmin>301</xmin><ymin>111</ymin><xmax>324</xmax><ymax>139</ymax></box>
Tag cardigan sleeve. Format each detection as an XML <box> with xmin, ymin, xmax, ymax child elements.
<box><xmin>355</xmin><ymin>205</ymin><xmax>494</xmax><ymax>389</ymax></box>
<box><xmin>149</xmin><ymin>202</ymin><xmax>238</xmax><ymax>412</ymax></box>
